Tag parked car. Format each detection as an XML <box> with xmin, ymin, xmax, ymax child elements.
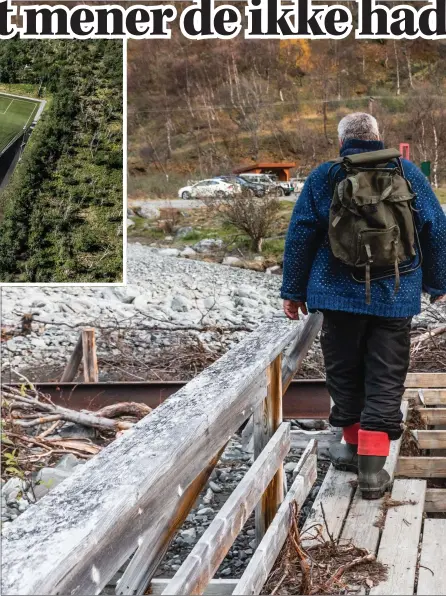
<box><xmin>239</xmin><ymin>173</ymin><xmax>294</xmax><ymax>196</ymax></box>
<box><xmin>215</xmin><ymin>175</ymin><xmax>266</xmax><ymax>197</ymax></box>
<box><xmin>178</xmin><ymin>179</ymin><xmax>240</xmax><ymax>200</ymax></box>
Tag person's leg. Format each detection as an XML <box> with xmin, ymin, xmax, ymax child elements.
<box><xmin>358</xmin><ymin>316</ymin><xmax>412</xmax><ymax>498</ymax></box>
<box><xmin>320</xmin><ymin>311</ymin><xmax>368</xmax><ymax>471</ymax></box>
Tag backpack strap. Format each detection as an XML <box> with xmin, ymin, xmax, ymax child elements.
<box><xmin>343</xmin><ymin>148</ymin><xmax>401</xmax><ymax>166</ymax></box>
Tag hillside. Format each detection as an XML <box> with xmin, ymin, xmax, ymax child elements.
<box><xmin>0</xmin><ymin>40</ymin><xmax>123</xmax><ymax>283</ymax></box>
<box><xmin>128</xmin><ymin>34</ymin><xmax>446</xmax><ymax>198</ymax></box>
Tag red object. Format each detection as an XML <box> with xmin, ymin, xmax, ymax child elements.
<box><xmin>343</xmin><ymin>422</ymin><xmax>360</xmax><ymax>445</ymax></box>
<box><xmin>399</xmin><ymin>143</ymin><xmax>410</xmax><ymax>160</ymax></box>
<box><xmin>358</xmin><ymin>429</ymin><xmax>390</xmax><ymax>456</ymax></box>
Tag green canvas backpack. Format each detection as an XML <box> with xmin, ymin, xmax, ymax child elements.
<box><xmin>328</xmin><ymin>148</ymin><xmax>421</xmax><ymax>304</ymax></box>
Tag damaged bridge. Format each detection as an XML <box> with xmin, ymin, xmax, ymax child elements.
<box><xmin>1</xmin><ymin>314</ymin><xmax>446</xmax><ymax>595</ymax></box>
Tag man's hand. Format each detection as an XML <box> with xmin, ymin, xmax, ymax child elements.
<box><xmin>283</xmin><ymin>299</ymin><xmax>308</xmax><ymax>320</ymax></box>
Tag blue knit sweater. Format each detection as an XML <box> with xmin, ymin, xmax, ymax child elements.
<box><xmin>281</xmin><ymin>139</ymin><xmax>446</xmax><ymax>317</ymax></box>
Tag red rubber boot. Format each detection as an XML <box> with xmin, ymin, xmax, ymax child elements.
<box><xmin>329</xmin><ymin>422</ymin><xmax>360</xmax><ymax>473</ymax></box>
<box><xmin>358</xmin><ymin>429</ymin><xmax>391</xmax><ymax>500</ymax></box>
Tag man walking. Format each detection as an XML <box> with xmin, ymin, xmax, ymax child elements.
<box><xmin>282</xmin><ymin>113</ymin><xmax>446</xmax><ymax>499</ymax></box>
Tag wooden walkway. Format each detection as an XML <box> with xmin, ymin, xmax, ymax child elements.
<box><xmin>294</xmin><ymin>372</ymin><xmax>446</xmax><ymax>596</ymax></box>
<box><xmin>1</xmin><ymin>315</ymin><xmax>445</xmax><ymax>596</ymax></box>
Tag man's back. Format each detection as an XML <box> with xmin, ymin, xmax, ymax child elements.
<box><xmin>281</xmin><ymin>138</ymin><xmax>446</xmax><ymax>316</ymax></box>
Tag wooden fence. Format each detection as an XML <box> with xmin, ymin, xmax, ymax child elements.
<box><xmin>1</xmin><ymin>313</ymin><xmax>323</xmax><ymax>596</ymax></box>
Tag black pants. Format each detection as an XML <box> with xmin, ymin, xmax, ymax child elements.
<box><xmin>320</xmin><ymin>311</ymin><xmax>412</xmax><ymax>440</ymax></box>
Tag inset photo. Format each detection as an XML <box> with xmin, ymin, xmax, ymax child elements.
<box><xmin>0</xmin><ymin>39</ymin><xmax>123</xmax><ymax>283</ymax></box>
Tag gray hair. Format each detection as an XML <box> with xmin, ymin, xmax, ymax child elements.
<box><xmin>338</xmin><ymin>113</ymin><xmax>380</xmax><ymax>143</ymax></box>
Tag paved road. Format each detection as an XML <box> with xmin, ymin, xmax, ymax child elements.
<box><xmin>129</xmin><ymin>197</ymin><xmax>446</xmax><ymax>212</ymax></box>
<box><xmin>130</xmin><ymin>194</ymin><xmax>299</xmax><ymax>210</ymax></box>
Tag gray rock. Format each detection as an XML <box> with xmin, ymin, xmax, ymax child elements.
<box><xmin>136</xmin><ymin>204</ymin><xmax>160</xmax><ymax>219</ymax></box>
<box><xmin>196</xmin><ymin>507</ymin><xmax>214</xmax><ymax>516</ymax></box>
<box><xmin>284</xmin><ymin>462</ymin><xmax>297</xmax><ymax>472</ymax></box>
<box><xmin>126</xmin><ymin>219</ymin><xmax>135</xmax><ymax>228</ymax></box>
<box><xmin>175</xmin><ymin>226</ymin><xmax>194</xmax><ymax>238</ymax></box>
<box><xmin>180</xmin><ymin>528</ymin><xmax>196</xmax><ymax>544</ymax></box>
<box><xmin>58</xmin><ymin>423</ymin><xmax>96</xmax><ymax>440</ymax></box>
<box><xmin>222</xmin><ymin>256</ymin><xmax>244</xmax><ymax>267</ymax></box>
<box><xmin>34</xmin><ymin>467</ymin><xmax>74</xmax><ymax>500</ymax></box>
<box><xmin>171</xmin><ymin>295</ymin><xmax>191</xmax><ymax>312</ymax></box>
<box><xmin>133</xmin><ymin>293</ymin><xmax>154</xmax><ymax>310</ymax></box>
<box><xmin>220</xmin><ymin>568</ymin><xmax>232</xmax><ymax>577</ymax></box>
<box><xmin>17</xmin><ymin>498</ymin><xmax>29</xmax><ymax>513</ymax></box>
<box><xmin>297</xmin><ymin>419</ymin><xmax>327</xmax><ymax>431</ymax></box>
<box><xmin>159</xmin><ymin>248</ymin><xmax>180</xmax><ymax>257</ymax></box>
<box><xmin>193</xmin><ymin>238</ymin><xmax>224</xmax><ymax>253</ymax></box>
<box><xmin>112</xmin><ymin>287</ymin><xmax>140</xmax><ymax>304</ymax></box>
<box><xmin>2</xmin><ymin>478</ymin><xmax>27</xmax><ymax>504</ymax></box>
<box><xmin>180</xmin><ymin>247</ymin><xmax>197</xmax><ymax>258</ymax></box>
<box><xmin>56</xmin><ymin>453</ymin><xmax>80</xmax><ymax>471</ymax></box>
<box><xmin>203</xmin><ymin>487</ymin><xmax>214</xmax><ymax>504</ymax></box>
<box><xmin>209</xmin><ymin>481</ymin><xmax>222</xmax><ymax>493</ymax></box>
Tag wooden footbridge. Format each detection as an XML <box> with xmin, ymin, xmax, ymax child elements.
<box><xmin>1</xmin><ymin>314</ymin><xmax>446</xmax><ymax>595</ymax></box>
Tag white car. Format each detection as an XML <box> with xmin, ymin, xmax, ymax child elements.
<box><xmin>178</xmin><ymin>179</ymin><xmax>239</xmax><ymax>200</ymax></box>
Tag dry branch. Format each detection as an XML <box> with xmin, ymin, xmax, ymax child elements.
<box><xmin>3</xmin><ymin>390</ymin><xmax>137</xmax><ymax>431</ymax></box>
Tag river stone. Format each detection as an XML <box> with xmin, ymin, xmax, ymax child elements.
<box><xmin>180</xmin><ymin>528</ymin><xmax>196</xmax><ymax>544</ymax></box>
<box><xmin>135</xmin><ymin>204</ymin><xmax>160</xmax><ymax>219</ymax></box>
<box><xmin>159</xmin><ymin>248</ymin><xmax>180</xmax><ymax>257</ymax></box>
<box><xmin>175</xmin><ymin>226</ymin><xmax>194</xmax><ymax>238</ymax></box>
<box><xmin>171</xmin><ymin>295</ymin><xmax>191</xmax><ymax>312</ymax></box>
<box><xmin>180</xmin><ymin>246</ymin><xmax>197</xmax><ymax>258</ymax></box>
<box><xmin>222</xmin><ymin>256</ymin><xmax>244</xmax><ymax>267</ymax></box>
<box><xmin>193</xmin><ymin>238</ymin><xmax>224</xmax><ymax>253</ymax></box>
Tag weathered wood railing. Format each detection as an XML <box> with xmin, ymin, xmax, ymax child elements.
<box><xmin>1</xmin><ymin>313</ymin><xmax>323</xmax><ymax>596</ymax></box>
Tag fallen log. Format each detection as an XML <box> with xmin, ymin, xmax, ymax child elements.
<box><xmin>3</xmin><ymin>390</ymin><xmax>137</xmax><ymax>431</ymax></box>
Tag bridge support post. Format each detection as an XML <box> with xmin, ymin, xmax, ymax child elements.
<box><xmin>82</xmin><ymin>328</ymin><xmax>98</xmax><ymax>383</ymax></box>
<box><xmin>254</xmin><ymin>354</ymin><xmax>284</xmax><ymax>545</ymax></box>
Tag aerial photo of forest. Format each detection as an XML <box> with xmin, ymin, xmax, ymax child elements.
<box><xmin>0</xmin><ymin>40</ymin><xmax>123</xmax><ymax>283</ymax></box>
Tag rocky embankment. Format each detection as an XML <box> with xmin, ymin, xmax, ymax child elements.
<box><xmin>1</xmin><ymin>244</ymin><xmax>285</xmax><ymax>380</ymax></box>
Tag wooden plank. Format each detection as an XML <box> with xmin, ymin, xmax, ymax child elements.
<box><xmin>418</xmin><ymin>519</ymin><xmax>446</xmax><ymax>596</ymax></box>
<box><xmin>1</xmin><ymin>318</ymin><xmax>306</xmax><ymax>596</ymax></box>
<box><xmin>290</xmin><ymin>429</ymin><xmax>338</xmax><ymax>456</ymax></box>
<box><xmin>82</xmin><ymin>328</ymin><xmax>98</xmax><ymax>383</ymax></box>
<box><xmin>281</xmin><ymin>312</ymin><xmax>323</xmax><ymax>392</ymax></box>
<box><xmin>60</xmin><ymin>333</ymin><xmax>83</xmax><ymax>382</ymax></box>
<box><xmin>405</xmin><ymin>373</ymin><xmax>446</xmax><ymax>388</ymax></box>
<box><xmin>412</xmin><ymin>430</ymin><xmax>446</xmax><ymax>449</ymax></box>
<box><xmin>163</xmin><ymin>423</ymin><xmax>291</xmax><ymax>596</ymax></box>
<box><xmin>419</xmin><ymin>409</ymin><xmax>446</xmax><ymax>425</ymax></box>
<box><xmin>425</xmin><ymin>488</ymin><xmax>446</xmax><ymax>512</ymax></box>
<box><xmin>396</xmin><ymin>457</ymin><xmax>446</xmax><ymax>478</ymax></box>
<box><xmin>117</xmin><ymin>447</ymin><xmax>225</xmax><ymax>595</ymax></box>
<box><xmin>301</xmin><ymin>464</ymin><xmax>356</xmax><ymax>548</ymax></box>
<box><xmin>150</xmin><ymin>579</ymin><xmax>237</xmax><ymax>595</ymax></box>
<box><xmin>254</xmin><ymin>355</ymin><xmax>283</xmax><ymax>546</ymax></box>
<box><xmin>371</xmin><ymin>480</ymin><xmax>426</xmax><ymax>596</ymax></box>
<box><xmin>233</xmin><ymin>451</ymin><xmax>318</xmax><ymax>595</ymax></box>
<box><xmin>404</xmin><ymin>389</ymin><xmax>446</xmax><ymax>405</ymax></box>
<box><xmin>340</xmin><ymin>402</ymin><xmax>408</xmax><ymax>553</ymax></box>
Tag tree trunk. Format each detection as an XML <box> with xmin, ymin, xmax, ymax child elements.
<box><xmin>252</xmin><ymin>237</ymin><xmax>263</xmax><ymax>253</ymax></box>
<box><xmin>393</xmin><ymin>41</ymin><xmax>401</xmax><ymax>96</ymax></box>
<box><xmin>404</xmin><ymin>45</ymin><xmax>414</xmax><ymax>89</ymax></box>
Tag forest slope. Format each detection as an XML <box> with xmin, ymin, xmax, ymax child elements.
<box><xmin>0</xmin><ymin>40</ymin><xmax>123</xmax><ymax>283</ymax></box>
<box><xmin>128</xmin><ymin>34</ymin><xmax>446</xmax><ymax>198</ymax></box>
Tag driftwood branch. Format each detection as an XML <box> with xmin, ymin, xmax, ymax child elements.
<box><xmin>3</xmin><ymin>390</ymin><xmax>149</xmax><ymax>431</ymax></box>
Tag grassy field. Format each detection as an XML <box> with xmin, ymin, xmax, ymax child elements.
<box><xmin>0</xmin><ymin>93</ymin><xmax>39</xmax><ymax>155</ymax></box>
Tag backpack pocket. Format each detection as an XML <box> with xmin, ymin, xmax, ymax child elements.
<box><xmin>356</xmin><ymin>226</ymin><xmax>400</xmax><ymax>268</ymax></box>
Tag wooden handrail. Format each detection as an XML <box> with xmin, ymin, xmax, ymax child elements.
<box><xmin>1</xmin><ymin>314</ymin><xmax>322</xmax><ymax>596</ymax></box>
